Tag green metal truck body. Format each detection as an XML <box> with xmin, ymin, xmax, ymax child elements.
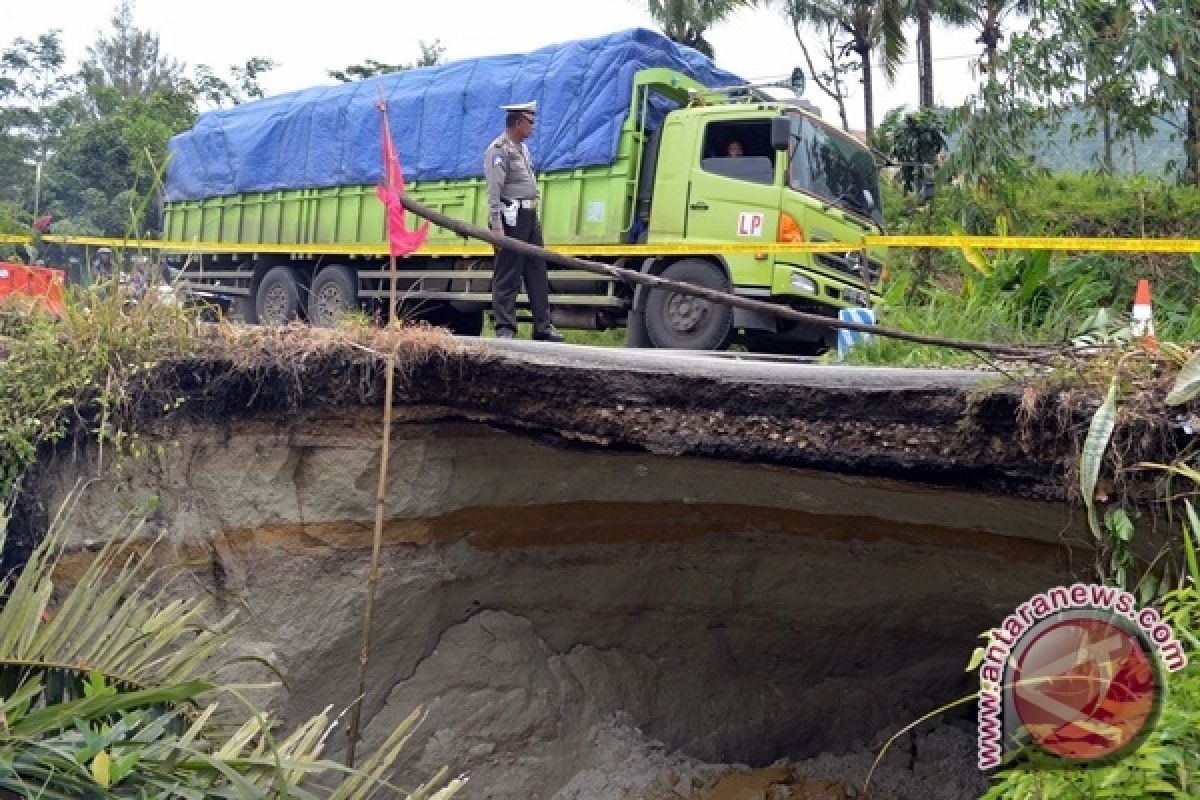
<box><xmin>164</xmin><ymin>67</ymin><xmax>885</xmax><ymax>351</ymax></box>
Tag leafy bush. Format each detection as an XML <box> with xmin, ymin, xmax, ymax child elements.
<box><xmin>0</xmin><ymin>283</ymin><xmax>199</xmax><ymax>503</ymax></box>
<box><xmin>979</xmin><ymin>588</ymin><xmax>1198</xmax><ymax>800</ymax></box>
<box><xmin>977</xmin><ymin>359</ymin><xmax>1200</xmax><ymax>799</ymax></box>
<box><xmin>0</xmin><ymin>503</ymin><xmax>463</xmax><ymax>798</ymax></box>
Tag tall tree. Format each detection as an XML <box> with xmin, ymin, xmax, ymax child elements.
<box><xmin>327</xmin><ymin>39</ymin><xmax>446</xmax><ymax>83</ymax></box>
<box><xmin>82</xmin><ymin>0</ymin><xmax>185</xmax><ymax>117</ymax></box>
<box><xmin>938</xmin><ymin>0</ymin><xmax>1032</xmax><ymax>84</ymax></box>
<box><xmin>779</xmin><ymin>0</ymin><xmax>908</xmax><ymax>136</ymax></box>
<box><xmin>42</xmin><ymin>0</ymin><xmax>198</xmax><ymax>235</ymax></box>
<box><xmin>644</xmin><ymin>0</ymin><xmax>758</xmax><ymax>58</ymax></box>
<box><xmin>1130</xmin><ymin>0</ymin><xmax>1200</xmax><ymax>183</ymax></box>
<box><xmin>914</xmin><ymin>0</ymin><xmax>934</xmax><ymax>107</ymax></box>
<box><xmin>788</xmin><ymin>15</ymin><xmax>856</xmax><ymax>129</ymax></box>
<box><xmin>936</xmin><ymin>0</ymin><xmax>1060</xmax><ymax>200</ymax></box>
<box><xmin>44</xmin><ymin>86</ymin><xmax>194</xmax><ymax>235</ymax></box>
<box><xmin>192</xmin><ymin>57</ymin><xmax>278</xmax><ymax>108</ymax></box>
<box><xmin>1015</xmin><ymin>0</ymin><xmax>1150</xmax><ymax>173</ymax></box>
<box><xmin>0</xmin><ymin>32</ymin><xmax>78</xmax><ymax>214</ymax></box>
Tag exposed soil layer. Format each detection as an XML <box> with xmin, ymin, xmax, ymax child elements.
<box><xmin>10</xmin><ymin>329</ymin><xmax>1186</xmax><ymax>799</ymax></box>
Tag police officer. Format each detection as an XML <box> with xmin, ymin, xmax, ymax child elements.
<box><xmin>482</xmin><ymin>101</ymin><xmax>563</xmax><ymax>341</ymax></box>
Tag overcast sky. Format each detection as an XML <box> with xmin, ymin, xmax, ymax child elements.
<box><xmin>2</xmin><ymin>0</ymin><xmax>987</xmax><ymax>131</ymax></box>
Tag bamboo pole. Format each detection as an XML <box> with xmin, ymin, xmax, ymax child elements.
<box><xmin>345</xmin><ymin>96</ymin><xmax>403</xmax><ymax>768</ymax></box>
<box><xmin>345</xmin><ymin>347</ymin><xmax>394</xmax><ymax>768</ymax></box>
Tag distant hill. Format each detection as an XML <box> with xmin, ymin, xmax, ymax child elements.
<box><xmin>938</xmin><ymin>105</ymin><xmax>1186</xmax><ymax>176</ymax></box>
<box><xmin>1035</xmin><ymin>107</ymin><xmax>1186</xmax><ymax>176</ymax></box>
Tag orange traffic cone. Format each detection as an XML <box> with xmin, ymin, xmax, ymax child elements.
<box><xmin>1131</xmin><ymin>279</ymin><xmax>1157</xmax><ymax>351</ymax></box>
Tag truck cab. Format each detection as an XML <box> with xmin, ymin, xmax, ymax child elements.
<box><xmin>630</xmin><ymin>78</ymin><xmax>885</xmax><ymax>352</ymax></box>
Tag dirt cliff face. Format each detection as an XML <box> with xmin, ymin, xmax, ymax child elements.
<box><xmin>16</xmin><ymin>330</ymin><xmax>1169</xmax><ymax>799</ymax></box>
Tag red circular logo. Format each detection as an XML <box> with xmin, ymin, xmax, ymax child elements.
<box><xmin>1012</xmin><ymin>616</ymin><xmax>1157</xmax><ymax>760</ymax></box>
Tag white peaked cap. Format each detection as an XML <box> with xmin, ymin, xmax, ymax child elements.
<box><xmin>500</xmin><ymin>101</ymin><xmax>537</xmax><ymax>114</ymax></box>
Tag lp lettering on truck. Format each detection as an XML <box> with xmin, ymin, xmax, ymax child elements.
<box><xmin>975</xmin><ymin>583</ymin><xmax>1187</xmax><ymax>770</ymax></box>
<box><xmin>737</xmin><ymin>212</ymin><xmax>765</xmax><ymax>237</ymax></box>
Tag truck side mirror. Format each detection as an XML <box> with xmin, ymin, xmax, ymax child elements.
<box><xmin>771</xmin><ymin>117</ymin><xmax>791</xmax><ymax>151</ymax></box>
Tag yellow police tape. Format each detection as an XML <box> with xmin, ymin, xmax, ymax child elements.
<box><xmin>5</xmin><ymin>233</ymin><xmax>1200</xmax><ymax>255</ymax></box>
<box><xmin>868</xmin><ymin>234</ymin><xmax>1200</xmax><ymax>253</ymax></box>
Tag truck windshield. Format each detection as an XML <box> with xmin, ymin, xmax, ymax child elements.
<box><xmin>786</xmin><ymin>115</ymin><xmax>882</xmax><ymax>226</ymax></box>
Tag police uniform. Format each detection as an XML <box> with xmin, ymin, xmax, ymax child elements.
<box><xmin>483</xmin><ymin>101</ymin><xmax>557</xmax><ymax>339</ymax></box>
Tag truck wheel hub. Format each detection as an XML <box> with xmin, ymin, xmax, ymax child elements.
<box><xmin>315</xmin><ymin>284</ymin><xmax>345</xmax><ymax>321</ymax></box>
<box><xmin>666</xmin><ymin>293</ymin><xmax>708</xmax><ymax>332</ymax></box>
<box><xmin>263</xmin><ymin>284</ymin><xmax>288</xmax><ymax>320</ymax></box>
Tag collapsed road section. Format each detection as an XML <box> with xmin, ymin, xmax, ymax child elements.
<box><xmin>13</xmin><ymin>329</ymin><xmax>1174</xmax><ymax>798</ymax></box>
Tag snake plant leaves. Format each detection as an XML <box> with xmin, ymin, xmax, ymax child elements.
<box><xmin>1166</xmin><ymin>350</ymin><xmax>1200</xmax><ymax>406</ymax></box>
<box><xmin>1082</xmin><ymin>377</ymin><xmax>1119</xmax><ymax>540</ymax></box>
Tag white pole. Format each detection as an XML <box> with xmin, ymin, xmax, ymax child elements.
<box><xmin>32</xmin><ymin>161</ymin><xmax>43</xmax><ymax>219</ymax></box>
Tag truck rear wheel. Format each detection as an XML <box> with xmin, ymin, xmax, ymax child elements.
<box><xmin>645</xmin><ymin>259</ymin><xmax>733</xmax><ymax>350</ymax></box>
<box><xmin>256</xmin><ymin>266</ymin><xmax>305</xmax><ymax>325</ymax></box>
<box><xmin>308</xmin><ymin>266</ymin><xmax>358</xmax><ymax>327</ymax></box>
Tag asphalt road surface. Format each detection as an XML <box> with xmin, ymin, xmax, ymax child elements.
<box><xmin>471</xmin><ymin>337</ymin><xmax>1009</xmax><ymax>391</ymax></box>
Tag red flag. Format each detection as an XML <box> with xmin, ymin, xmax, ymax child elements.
<box><xmin>376</xmin><ymin>100</ymin><xmax>428</xmax><ymax>257</ymax></box>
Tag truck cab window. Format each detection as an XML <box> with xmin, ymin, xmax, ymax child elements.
<box><xmin>787</xmin><ymin>116</ymin><xmax>882</xmax><ymax>225</ymax></box>
<box><xmin>700</xmin><ymin>121</ymin><xmax>775</xmax><ymax>185</ymax></box>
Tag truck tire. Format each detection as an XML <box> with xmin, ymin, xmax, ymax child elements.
<box><xmin>644</xmin><ymin>259</ymin><xmax>733</xmax><ymax>350</ymax></box>
<box><xmin>308</xmin><ymin>265</ymin><xmax>358</xmax><ymax>327</ymax></box>
<box><xmin>625</xmin><ymin>306</ymin><xmax>652</xmax><ymax>348</ymax></box>
<box><xmin>256</xmin><ymin>266</ymin><xmax>305</xmax><ymax>325</ymax></box>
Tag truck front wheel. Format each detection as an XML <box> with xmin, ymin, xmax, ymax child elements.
<box><xmin>645</xmin><ymin>259</ymin><xmax>733</xmax><ymax>350</ymax></box>
<box><xmin>256</xmin><ymin>266</ymin><xmax>305</xmax><ymax>325</ymax></box>
<box><xmin>308</xmin><ymin>266</ymin><xmax>358</xmax><ymax>327</ymax></box>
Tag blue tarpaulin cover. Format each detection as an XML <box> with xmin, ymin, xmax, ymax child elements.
<box><xmin>165</xmin><ymin>28</ymin><xmax>742</xmax><ymax>202</ymax></box>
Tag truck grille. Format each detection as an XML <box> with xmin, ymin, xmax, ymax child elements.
<box><xmin>815</xmin><ymin>251</ymin><xmax>882</xmax><ymax>284</ymax></box>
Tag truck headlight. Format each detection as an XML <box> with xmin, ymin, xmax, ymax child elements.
<box><xmin>790</xmin><ymin>273</ymin><xmax>816</xmax><ymax>294</ymax></box>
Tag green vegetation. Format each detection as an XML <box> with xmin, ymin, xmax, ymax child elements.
<box><xmin>975</xmin><ymin>360</ymin><xmax>1200</xmax><ymax>799</ymax></box>
<box><xmin>0</xmin><ymin>499</ymin><xmax>462</xmax><ymax>798</ymax></box>
<box><xmin>980</xmin><ymin>648</ymin><xmax>1199</xmax><ymax>798</ymax></box>
<box><xmin>643</xmin><ymin>0</ymin><xmax>758</xmax><ymax>59</ymax></box>
<box><xmin>834</xmin><ymin>171</ymin><xmax>1200</xmax><ymax>367</ymax></box>
<box><xmin>0</xmin><ymin>284</ymin><xmax>467</xmax><ymax>795</ymax></box>
<box><xmin>0</xmin><ymin>284</ymin><xmax>198</xmax><ymax>503</ymax></box>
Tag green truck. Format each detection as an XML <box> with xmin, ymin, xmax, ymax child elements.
<box><xmin>164</xmin><ymin>30</ymin><xmax>884</xmax><ymax>352</ymax></box>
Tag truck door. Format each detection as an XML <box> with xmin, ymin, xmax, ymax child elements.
<box><xmin>684</xmin><ymin>120</ymin><xmax>782</xmax><ymax>288</ymax></box>
<box><xmin>647</xmin><ymin>117</ymin><xmax>692</xmax><ymax>239</ymax></box>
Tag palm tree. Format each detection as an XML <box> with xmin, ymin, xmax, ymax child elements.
<box><xmin>0</xmin><ymin>502</ymin><xmax>463</xmax><ymax>799</ymax></box>
<box><xmin>644</xmin><ymin>0</ymin><xmax>760</xmax><ymax>58</ymax></box>
<box><xmin>914</xmin><ymin>0</ymin><xmax>934</xmax><ymax>107</ymax></box>
<box><xmin>936</xmin><ymin>0</ymin><xmax>1033</xmax><ymax>85</ymax></box>
<box><xmin>781</xmin><ymin>0</ymin><xmax>908</xmax><ymax>137</ymax></box>
<box><xmin>913</xmin><ymin>0</ymin><xmax>981</xmax><ymax>108</ymax></box>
